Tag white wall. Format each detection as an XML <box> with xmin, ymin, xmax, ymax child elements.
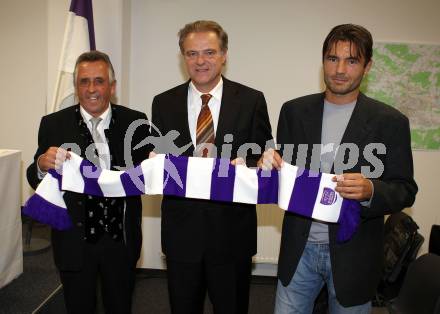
<box><xmin>1</xmin><ymin>0</ymin><xmax>438</xmax><ymax>274</ymax></box>
<box><xmin>0</xmin><ymin>0</ymin><xmax>47</xmax><ymax>201</ymax></box>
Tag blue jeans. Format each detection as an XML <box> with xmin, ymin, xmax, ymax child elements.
<box><xmin>275</xmin><ymin>242</ymin><xmax>371</xmax><ymax>314</ymax></box>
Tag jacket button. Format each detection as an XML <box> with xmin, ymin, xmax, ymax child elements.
<box><xmin>77</xmin><ymin>201</ymin><xmax>83</xmax><ymax>205</ymax></box>
<box><xmin>76</xmin><ymin>222</ymin><xmax>83</xmax><ymax>227</ymax></box>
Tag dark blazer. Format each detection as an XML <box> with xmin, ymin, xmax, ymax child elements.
<box><xmin>276</xmin><ymin>92</ymin><xmax>418</xmax><ymax>306</ymax></box>
<box><xmin>151</xmin><ymin>77</ymin><xmax>273</xmax><ymax>263</ymax></box>
<box><xmin>27</xmin><ymin>104</ymin><xmax>151</xmax><ymax>271</ymax></box>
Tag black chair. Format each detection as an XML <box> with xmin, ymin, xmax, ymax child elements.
<box><xmin>388</xmin><ymin>253</ymin><xmax>440</xmax><ymax>314</ymax></box>
<box><xmin>374</xmin><ymin>212</ymin><xmax>424</xmax><ymax>306</ymax></box>
<box><xmin>429</xmin><ymin>225</ymin><xmax>440</xmax><ymax>256</ymax></box>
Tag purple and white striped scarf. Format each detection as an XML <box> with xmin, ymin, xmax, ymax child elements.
<box><xmin>23</xmin><ymin>153</ymin><xmax>361</xmax><ymax>242</ymax></box>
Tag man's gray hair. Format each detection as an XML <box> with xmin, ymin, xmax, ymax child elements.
<box><xmin>73</xmin><ymin>50</ymin><xmax>115</xmax><ymax>85</ymax></box>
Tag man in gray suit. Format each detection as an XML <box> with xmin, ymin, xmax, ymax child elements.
<box><xmin>260</xmin><ymin>24</ymin><xmax>418</xmax><ymax>313</ymax></box>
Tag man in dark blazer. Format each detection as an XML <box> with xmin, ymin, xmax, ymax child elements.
<box><xmin>151</xmin><ymin>20</ymin><xmax>273</xmax><ymax>314</ymax></box>
<box><xmin>27</xmin><ymin>51</ymin><xmax>151</xmax><ymax>314</ymax></box>
<box><xmin>260</xmin><ymin>24</ymin><xmax>418</xmax><ymax>313</ymax></box>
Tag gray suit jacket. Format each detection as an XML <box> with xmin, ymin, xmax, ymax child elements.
<box><xmin>276</xmin><ymin>92</ymin><xmax>418</xmax><ymax>306</ymax></box>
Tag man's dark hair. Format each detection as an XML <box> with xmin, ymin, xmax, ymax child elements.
<box><xmin>73</xmin><ymin>50</ymin><xmax>115</xmax><ymax>85</ymax></box>
<box><xmin>322</xmin><ymin>24</ymin><xmax>373</xmax><ymax>66</ymax></box>
<box><xmin>178</xmin><ymin>20</ymin><xmax>228</xmax><ymax>53</ymax></box>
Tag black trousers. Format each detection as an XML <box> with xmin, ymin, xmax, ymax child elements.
<box><xmin>166</xmin><ymin>257</ymin><xmax>253</xmax><ymax>314</ymax></box>
<box><xmin>59</xmin><ymin>234</ymin><xmax>135</xmax><ymax>314</ymax></box>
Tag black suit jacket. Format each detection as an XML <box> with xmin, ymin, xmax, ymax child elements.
<box><xmin>27</xmin><ymin>104</ymin><xmax>151</xmax><ymax>271</ymax></box>
<box><xmin>151</xmin><ymin>78</ymin><xmax>273</xmax><ymax>263</ymax></box>
<box><xmin>276</xmin><ymin>92</ymin><xmax>418</xmax><ymax>306</ymax></box>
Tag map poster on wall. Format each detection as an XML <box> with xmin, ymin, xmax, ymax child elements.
<box><xmin>360</xmin><ymin>42</ymin><xmax>440</xmax><ymax>150</ymax></box>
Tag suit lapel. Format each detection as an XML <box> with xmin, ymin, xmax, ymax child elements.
<box><xmin>170</xmin><ymin>81</ymin><xmax>193</xmax><ymax>151</ymax></box>
<box><xmin>106</xmin><ymin>104</ymin><xmax>123</xmax><ymax>167</ymax></box>
<box><xmin>339</xmin><ymin>93</ymin><xmax>372</xmax><ymax>145</ymax></box>
<box><xmin>302</xmin><ymin>93</ymin><xmax>325</xmax><ymax>146</ymax></box>
<box><xmin>215</xmin><ymin>78</ymin><xmax>240</xmax><ymax>148</ymax></box>
<box><xmin>72</xmin><ymin>105</ymin><xmax>91</xmax><ymax>156</ymax></box>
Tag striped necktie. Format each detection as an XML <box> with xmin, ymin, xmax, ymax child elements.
<box><xmin>196</xmin><ymin>94</ymin><xmax>215</xmax><ymax>157</ymax></box>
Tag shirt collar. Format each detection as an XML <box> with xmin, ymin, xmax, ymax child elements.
<box><xmin>189</xmin><ymin>77</ymin><xmax>223</xmax><ymax>103</ymax></box>
<box><xmin>80</xmin><ymin>104</ymin><xmax>112</xmax><ymax>126</ymax></box>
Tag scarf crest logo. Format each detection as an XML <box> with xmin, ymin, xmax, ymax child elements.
<box><xmin>320</xmin><ymin>187</ymin><xmax>338</xmax><ymax>205</ymax></box>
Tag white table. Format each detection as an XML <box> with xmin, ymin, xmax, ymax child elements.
<box><xmin>0</xmin><ymin>149</ymin><xmax>23</xmax><ymax>288</ymax></box>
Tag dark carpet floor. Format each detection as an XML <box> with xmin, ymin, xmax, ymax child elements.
<box><xmin>0</xmin><ymin>222</ymin><xmax>387</xmax><ymax>314</ymax></box>
<box><xmin>36</xmin><ymin>271</ymin><xmax>277</xmax><ymax>314</ymax></box>
<box><xmin>0</xmin><ymin>223</ymin><xmax>59</xmax><ymax>314</ymax></box>
<box><xmin>0</xmin><ymin>223</ymin><xmax>276</xmax><ymax>314</ymax></box>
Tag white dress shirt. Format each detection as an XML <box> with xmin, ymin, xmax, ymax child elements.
<box><xmin>80</xmin><ymin>105</ymin><xmax>112</xmax><ymax>170</ymax></box>
<box><xmin>187</xmin><ymin>78</ymin><xmax>223</xmax><ymax>146</ymax></box>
